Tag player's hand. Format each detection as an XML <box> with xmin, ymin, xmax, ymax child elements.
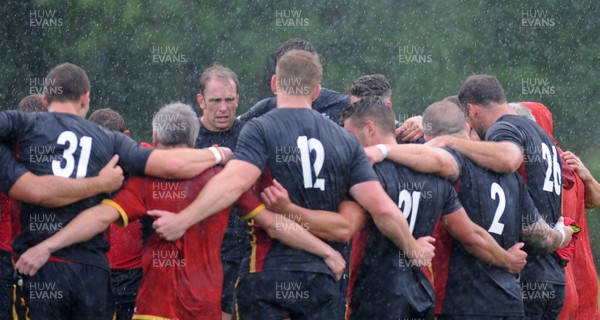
<box><xmin>98</xmin><ymin>155</ymin><xmax>124</xmax><ymax>193</ymax></box>
<box><xmin>218</xmin><ymin>147</ymin><xmax>233</xmax><ymax>165</ymax></box>
<box><xmin>505</xmin><ymin>242</ymin><xmax>527</xmax><ymax>274</ymax></box>
<box><xmin>15</xmin><ymin>243</ymin><xmax>51</xmax><ymax>276</ymax></box>
<box><xmin>556</xmin><ymin>216</ymin><xmax>574</xmax><ymax>249</ymax></box>
<box><xmin>363</xmin><ymin>146</ymin><xmax>386</xmax><ymax>164</ymax></box>
<box><xmin>261</xmin><ymin>179</ymin><xmax>292</xmax><ymax>213</ymax></box>
<box><xmin>425</xmin><ymin>135</ymin><xmax>453</xmax><ymax>148</ymax></box>
<box><xmin>395</xmin><ymin>116</ymin><xmax>424</xmax><ymax>142</ymax></box>
<box><xmin>323</xmin><ymin>248</ymin><xmax>346</xmax><ymax>280</ymax></box>
<box><xmin>148</xmin><ymin>210</ymin><xmax>186</xmax><ymax>241</ymax></box>
<box><xmin>562</xmin><ymin>151</ymin><xmax>593</xmax><ymax>182</ymax></box>
<box><xmin>410</xmin><ymin>236</ymin><xmax>436</xmax><ymax>267</ymax></box>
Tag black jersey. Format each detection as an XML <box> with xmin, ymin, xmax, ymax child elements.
<box><xmin>349</xmin><ymin>160</ymin><xmax>461</xmax><ymax>319</ymax></box>
<box><xmin>194</xmin><ymin>119</ymin><xmax>248</xmax><ymax>262</ymax></box>
<box><xmin>486</xmin><ymin>114</ymin><xmax>564</xmax><ymax>285</ymax></box>
<box><xmin>0</xmin><ymin>142</ymin><xmax>28</xmax><ymax>194</ymax></box>
<box><xmin>438</xmin><ymin>148</ymin><xmax>541</xmax><ymax>317</ymax></box>
<box><xmin>0</xmin><ymin>111</ymin><xmax>152</xmax><ymax>270</ymax></box>
<box><xmin>233</xmin><ymin>107</ymin><xmax>377</xmax><ymax>277</ymax></box>
<box><xmin>237</xmin><ymin>88</ymin><xmax>350</xmax><ymax>125</ymax></box>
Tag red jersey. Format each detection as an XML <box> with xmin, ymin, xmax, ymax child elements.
<box><xmin>0</xmin><ymin>193</ymin><xmax>10</xmax><ymax>252</ymax></box>
<box><xmin>104</xmin><ymin>166</ymin><xmax>263</xmax><ymax>319</ymax></box>
<box><xmin>106</xmin><ymin>221</ymin><xmax>142</xmax><ymax>270</ymax></box>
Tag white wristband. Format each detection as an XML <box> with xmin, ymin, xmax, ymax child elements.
<box><xmin>208</xmin><ymin>147</ymin><xmax>222</xmax><ymax>164</ymax></box>
<box><xmin>553</xmin><ymin>220</ymin><xmax>566</xmax><ymax>247</ymax></box>
<box><xmin>376</xmin><ymin>144</ymin><xmax>388</xmax><ymax>159</ymax></box>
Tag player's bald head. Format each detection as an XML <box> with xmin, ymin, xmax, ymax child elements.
<box><xmin>423</xmin><ymin>101</ymin><xmax>468</xmax><ymax>138</ymax></box>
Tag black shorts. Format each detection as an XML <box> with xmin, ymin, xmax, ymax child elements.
<box><xmin>111</xmin><ymin>268</ymin><xmax>142</xmax><ymax>320</ymax></box>
<box><xmin>222</xmin><ymin>260</ymin><xmax>240</xmax><ymax>314</ymax></box>
<box><xmin>0</xmin><ymin>250</ymin><xmax>12</xmax><ymax>320</ymax></box>
<box><xmin>522</xmin><ymin>281</ymin><xmax>565</xmax><ymax>320</ymax></box>
<box><xmin>14</xmin><ymin>261</ymin><xmax>114</xmax><ymax>320</ymax></box>
<box><xmin>233</xmin><ymin>270</ymin><xmax>340</xmax><ymax>320</ymax></box>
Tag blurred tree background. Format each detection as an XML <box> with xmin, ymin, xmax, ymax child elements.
<box><xmin>1</xmin><ymin>0</ymin><xmax>600</xmax><ymax>267</ymax></box>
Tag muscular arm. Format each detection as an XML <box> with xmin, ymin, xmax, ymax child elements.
<box><xmin>441</xmin><ymin>208</ymin><xmax>526</xmax><ymax>274</ymax></box>
<box><xmin>144</xmin><ymin>147</ymin><xmax>231</xmax><ymax>180</ymax></box>
<box><xmin>252</xmin><ymin>209</ymin><xmax>345</xmax><ymax>279</ymax></box>
<box><xmin>427</xmin><ymin>136</ymin><xmax>522</xmax><ymax>173</ymax></box>
<box><xmin>15</xmin><ymin>203</ymin><xmax>120</xmax><ymax>276</ymax></box>
<box><xmin>349</xmin><ymin>181</ymin><xmax>434</xmax><ymax>263</ymax></box>
<box><xmin>521</xmin><ymin>217</ymin><xmax>565</xmax><ymax>253</ymax></box>
<box><xmin>151</xmin><ymin>160</ymin><xmax>261</xmax><ymax>241</ymax></box>
<box><xmin>8</xmin><ymin>155</ymin><xmax>124</xmax><ymax>207</ymax></box>
<box><xmin>367</xmin><ymin>144</ymin><xmax>459</xmax><ymax>181</ymax></box>
<box><xmin>261</xmin><ymin>180</ymin><xmax>366</xmax><ymax>242</ymax></box>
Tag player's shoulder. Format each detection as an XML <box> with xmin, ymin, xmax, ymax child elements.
<box><xmin>191</xmin><ymin>165</ymin><xmax>224</xmax><ymax>186</ymax></box>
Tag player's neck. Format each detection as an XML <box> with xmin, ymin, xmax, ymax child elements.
<box><xmin>156</xmin><ymin>143</ymin><xmax>190</xmax><ymax>149</ymax></box>
<box><xmin>489</xmin><ymin>103</ymin><xmax>516</xmax><ymax>123</ymax></box>
<box><xmin>46</xmin><ymin>101</ymin><xmax>84</xmax><ymax>117</ymax></box>
<box><xmin>276</xmin><ymin>94</ymin><xmax>312</xmax><ymax>109</ymax></box>
<box><xmin>373</xmin><ymin>135</ymin><xmax>397</xmax><ymax>145</ymax></box>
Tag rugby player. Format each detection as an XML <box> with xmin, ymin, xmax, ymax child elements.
<box><xmin>426</xmin><ymin>75</ymin><xmax>567</xmax><ymax>319</ymax></box>
<box><xmin>380</xmin><ymin>100</ymin><xmax>571</xmax><ymax>319</ymax></box>
<box><xmin>2</xmin><ymin>62</ymin><xmax>231</xmax><ymax>319</ymax></box>
<box><xmin>193</xmin><ymin>64</ymin><xmax>248</xmax><ymax>319</ymax></box>
<box><xmin>151</xmin><ymin>50</ymin><xmax>435</xmax><ymax>319</ymax></box>
<box><xmin>17</xmin><ymin>94</ymin><xmax>45</xmax><ymax>112</ymax></box>
<box><xmin>15</xmin><ymin>102</ymin><xmax>345</xmax><ymax>319</ymax></box>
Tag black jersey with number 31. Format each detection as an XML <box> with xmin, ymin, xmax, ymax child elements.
<box><xmin>233</xmin><ymin>108</ymin><xmax>377</xmax><ymax>277</ymax></box>
<box><xmin>0</xmin><ymin>111</ymin><xmax>152</xmax><ymax>270</ymax></box>
<box><xmin>486</xmin><ymin>114</ymin><xmax>563</xmax><ymax>285</ymax></box>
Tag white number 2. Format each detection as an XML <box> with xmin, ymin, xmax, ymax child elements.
<box><xmin>541</xmin><ymin>143</ymin><xmax>562</xmax><ymax>195</ymax></box>
<box><xmin>52</xmin><ymin>131</ymin><xmax>93</xmax><ymax>178</ymax></box>
<box><xmin>398</xmin><ymin>190</ymin><xmax>421</xmax><ymax>234</ymax></box>
<box><xmin>489</xmin><ymin>182</ymin><xmax>506</xmax><ymax>235</ymax></box>
<box><xmin>297</xmin><ymin>136</ymin><xmax>325</xmax><ymax>191</ymax></box>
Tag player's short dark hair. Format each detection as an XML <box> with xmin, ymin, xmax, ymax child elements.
<box><xmin>276</xmin><ymin>50</ymin><xmax>322</xmax><ymax>96</ymax></box>
<box><xmin>458</xmin><ymin>75</ymin><xmax>507</xmax><ymax>111</ymax></box>
<box><xmin>348</xmin><ymin>74</ymin><xmax>392</xmax><ymax>100</ymax></box>
<box><xmin>17</xmin><ymin>94</ymin><xmax>45</xmax><ymax>113</ymax></box>
<box><xmin>423</xmin><ymin>100</ymin><xmax>468</xmax><ymax>137</ymax></box>
<box><xmin>443</xmin><ymin>95</ymin><xmax>460</xmax><ymax>107</ymax></box>
<box><xmin>152</xmin><ymin>102</ymin><xmax>199</xmax><ymax>147</ymax></box>
<box><xmin>44</xmin><ymin>63</ymin><xmax>91</xmax><ymax>104</ymax></box>
<box><xmin>88</xmin><ymin>108</ymin><xmax>127</xmax><ymax>133</ymax></box>
<box><xmin>199</xmin><ymin>64</ymin><xmax>239</xmax><ymax>95</ymax></box>
<box><xmin>274</xmin><ymin>38</ymin><xmax>318</xmax><ymax>64</ymax></box>
<box><xmin>340</xmin><ymin>96</ymin><xmax>396</xmax><ymax>136</ymax></box>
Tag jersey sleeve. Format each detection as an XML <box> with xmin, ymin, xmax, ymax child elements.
<box><xmin>443</xmin><ymin>147</ymin><xmax>464</xmax><ymax>179</ymax></box>
<box><xmin>237</xmin><ymin>98</ymin><xmax>276</xmax><ymax>123</ymax></box>
<box><xmin>235</xmin><ymin>187</ymin><xmax>266</xmax><ymax>221</ymax></box>
<box><xmin>485</xmin><ymin>121</ymin><xmax>525</xmax><ymax>151</ymax></box>
<box><xmin>233</xmin><ymin>120</ymin><xmax>268</xmax><ymax>171</ymax></box>
<box><xmin>112</xmin><ymin>132</ymin><xmax>153</xmax><ymax>175</ymax></box>
<box><xmin>0</xmin><ymin>111</ymin><xmax>30</xmax><ymax>142</ymax></box>
<box><xmin>441</xmin><ymin>183</ymin><xmax>463</xmax><ymax>215</ymax></box>
<box><xmin>103</xmin><ymin>177</ymin><xmax>147</xmax><ymax>227</ymax></box>
<box><xmin>347</xmin><ymin>137</ymin><xmax>378</xmax><ymax>187</ymax></box>
<box><xmin>0</xmin><ymin>143</ymin><xmax>28</xmax><ymax>194</ymax></box>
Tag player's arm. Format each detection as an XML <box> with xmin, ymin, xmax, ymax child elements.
<box><xmin>365</xmin><ymin>144</ymin><xmax>459</xmax><ymax>180</ymax></box>
<box><xmin>150</xmin><ymin>160</ymin><xmax>262</xmax><ymax>241</ymax></box>
<box><xmin>250</xmin><ymin>209</ymin><xmax>346</xmax><ymax>279</ymax></box>
<box><xmin>144</xmin><ymin>146</ymin><xmax>232</xmax><ymax>179</ymax></box>
<box><xmin>521</xmin><ymin>217</ymin><xmax>570</xmax><ymax>253</ymax></box>
<box><xmin>349</xmin><ymin>181</ymin><xmax>435</xmax><ymax>266</ymax></box>
<box><xmin>441</xmin><ymin>208</ymin><xmax>527</xmax><ymax>274</ymax></box>
<box><xmin>261</xmin><ymin>179</ymin><xmax>367</xmax><ymax>242</ymax></box>
<box><xmin>8</xmin><ymin>155</ymin><xmax>123</xmax><ymax>207</ymax></box>
<box><xmin>426</xmin><ymin>135</ymin><xmax>522</xmax><ymax>173</ymax></box>
<box><xmin>15</xmin><ymin>203</ymin><xmax>121</xmax><ymax>276</ymax></box>
<box><xmin>562</xmin><ymin>151</ymin><xmax>600</xmax><ymax>208</ymax></box>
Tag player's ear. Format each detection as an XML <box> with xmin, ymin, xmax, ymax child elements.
<box><xmin>271</xmin><ymin>75</ymin><xmax>278</xmax><ymax>95</ymax></box>
<box><xmin>42</xmin><ymin>95</ymin><xmax>50</xmax><ymax>109</ymax></box>
<box><xmin>310</xmin><ymin>84</ymin><xmax>321</xmax><ymax>102</ymax></box>
<box><xmin>196</xmin><ymin>93</ymin><xmax>206</xmax><ymax>111</ymax></box>
<box><xmin>152</xmin><ymin>130</ymin><xmax>158</xmax><ymax>146</ymax></box>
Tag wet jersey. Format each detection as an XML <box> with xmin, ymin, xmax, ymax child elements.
<box><xmin>234</xmin><ymin>107</ymin><xmax>377</xmax><ymax>278</ymax></box>
<box><xmin>486</xmin><ymin>114</ymin><xmax>564</xmax><ymax>285</ymax></box>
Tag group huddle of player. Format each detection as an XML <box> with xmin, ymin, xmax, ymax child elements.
<box><xmin>0</xmin><ymin>38</ymin><xmax>599</xmax><ymax>320</ymax></box>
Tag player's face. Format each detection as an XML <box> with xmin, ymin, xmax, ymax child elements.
<box><xmin>344</xmin><ymin>119</ymin><xmax>369</xmax><ymax>147</ymax></box>
<box><xmin>197</xmin><ymin>79</ymin><xmax>239</xmax><ymax>131</ymax></box>
<box><xmin>464</xmin><ymin>103</ymin><xmax>486</xmax><ymax>139</ymax></box>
